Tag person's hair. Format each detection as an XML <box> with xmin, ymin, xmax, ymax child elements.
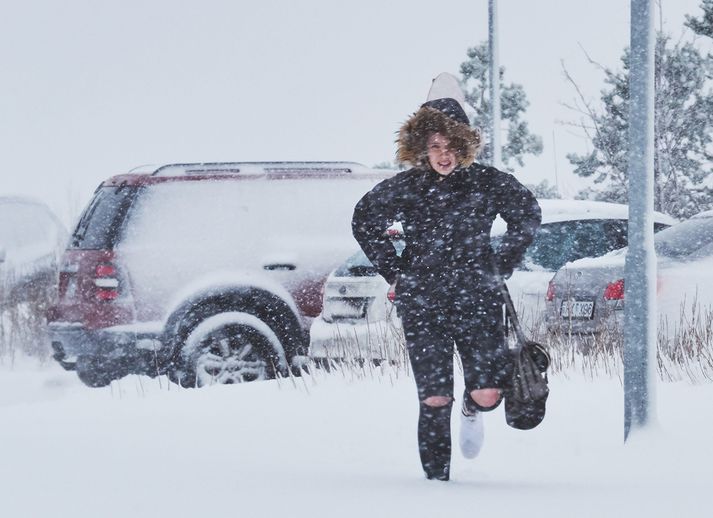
<box><xmin>397</xmin><ymin>106</ymin><xmax>481</xmax><ymax>168</ymax></box>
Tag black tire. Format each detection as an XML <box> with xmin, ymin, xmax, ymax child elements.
<box><xmin>169</xmin><ymin>311</ymin><xmax>288</xmax><ymax>388</ymax></box>
<box><xmin>75</xmin><ymin>355</ymin><xmax>125</xmax><ymax>388</ymax></box>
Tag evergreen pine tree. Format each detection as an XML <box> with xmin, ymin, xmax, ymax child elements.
<box><xmin>566</xmin><ymin>34</ymin><xmax>713</xmax><ymax>219</ymax></box>
<box><xmin>686</xmin><ymin>0</ymin><xmax>713</xmax><ymax>38</ymax></box>
<box><xmin>459</xmin><ymin>42</ymin><xmax>543</xmax><ymax>171</ymax></box>
<box><xmin>525</xmin><ymin>180</ymin><xmax>561</xmax><ymax>199</ymax></box>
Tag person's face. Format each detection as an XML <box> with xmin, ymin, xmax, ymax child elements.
<box><xmin>426</xmin><ymin>133</ymin><xmax>457</xmax><ymax>177</ymax></box>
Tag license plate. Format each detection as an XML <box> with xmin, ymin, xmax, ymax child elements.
<box><xmin>560</xmin><ymin>300</ymin><xmax>594</xmax><ymax>319</ymax></box>
<box><xmin>326</xmin><ymin>298</ymin><xmax>371</xmax><ymax>320</ymax></box>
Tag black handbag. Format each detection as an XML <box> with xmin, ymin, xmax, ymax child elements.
<box><xmin>498</xmin><ymin>279</ymin><xmax>551</xmax><ymax>430</ymax></box>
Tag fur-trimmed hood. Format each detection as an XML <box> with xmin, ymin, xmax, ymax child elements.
<box><xmin>397</xmin><ymin>98</ymin><xmax>481</xmax><ymax>169</ymax></box>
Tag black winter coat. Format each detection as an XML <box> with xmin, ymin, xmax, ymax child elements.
<box><xmin>352</xmin><ymin>164</ymin><xmax>541</xmax><ymax>307</ymax></box>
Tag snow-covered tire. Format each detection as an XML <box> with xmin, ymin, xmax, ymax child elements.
<box><xmin>170</xmin><ymin>312</ymin><xmax>288</xmax><ymax>388</ymax></box>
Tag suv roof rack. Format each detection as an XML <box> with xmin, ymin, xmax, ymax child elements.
<box><xmin>148</xmin><ymin>161</ymin><xmax>373</xmax><ymax>177</ymax></box>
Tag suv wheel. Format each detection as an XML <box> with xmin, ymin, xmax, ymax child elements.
<box><xmin>170</xmin><ymin>311</ymin><xmax>288</xmax><ymax>387</ymax></box>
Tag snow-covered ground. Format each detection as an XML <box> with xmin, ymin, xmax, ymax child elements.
<box><xmin>1</xmin><ymin>358</ymin><xmax>711</xmax><ymax>518</ymax></box>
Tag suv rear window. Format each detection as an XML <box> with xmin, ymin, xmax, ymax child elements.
<box><xmin>70</xmin><ymin>186</ymin><xmax>136</xmax><ymax>250</ymax></box>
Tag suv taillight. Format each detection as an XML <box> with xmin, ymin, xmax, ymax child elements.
<box><xmin>604</xmin><ymin>279</ymin><xmax>625</xmax><ymax>300</ymax></box>
<box><xmin>95</xmin><ymin>262</ymin><xmax>120</xmax><ymax>301</ymax></box>
<box><xmin>546</xmin><ymin>280</ymin><xmax>556</xmax><ymax>302</ymax></box>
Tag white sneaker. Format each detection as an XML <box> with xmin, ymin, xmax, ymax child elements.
<box><xmin>459</xmin><ymin>409</ymin><xmax>484</xmax><ymax>459</ymax></box>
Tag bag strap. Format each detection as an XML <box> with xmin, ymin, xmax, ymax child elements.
<box><xmin>491</xmin><ymin>261</ymin><xmax>528</xmax><ymax>349</ymax></box>
<box><xmin>500</xmin><ymin>280</ymin><xmax>528</xmax><ymax>348</ymax></box>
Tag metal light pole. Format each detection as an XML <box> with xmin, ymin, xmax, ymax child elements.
<box><xmin>488</xmin><ymin>0</ymin><xmax>501</xmax><ymax>168</ymax></box>
<box><xmin>624</xmin><ymin>0</ymin><xmax>657</xmax><ymax>441</ymax></box>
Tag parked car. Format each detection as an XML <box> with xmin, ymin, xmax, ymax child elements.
<box><xmin>309</xmin><ymin>199</ymin><xmax>676</xmax><ymax>361</ymax></box>
<box><xmin>47</xmin><ymin>162</ymin><xmax>397</xmax><ymax>387</ymax></box>
<box><xmin>545</xmin><ymin>210</ymin><xmax>713</xmax><ymax>336</ymax></box>
<box><xmin>0</xmin><ymin>196</ymin><xmax>67</xmax><ymax>307</ymax></box>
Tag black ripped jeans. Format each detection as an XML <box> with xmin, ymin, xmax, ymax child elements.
<box><xmin>396</xmin><ymin>280</ymin><xmax>512</xmax><ymax>480</ymax></box>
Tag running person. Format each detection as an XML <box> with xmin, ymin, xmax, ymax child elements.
<box><xmin>352</xmin><ymin>98</ymin><xmax>541</xmax><ymax>481</ymax></box>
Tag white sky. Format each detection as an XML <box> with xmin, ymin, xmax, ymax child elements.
<box><xmin>0</xmin><ymin>0</ymin><xmax>706</xmax><ymax>224</ymax></box>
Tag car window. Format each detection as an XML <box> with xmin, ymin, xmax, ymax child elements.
<box><xmin>523</xmin><ymin>221</ymin><xmax>592</xmax><ymax>271</ymax></box>
<box><xmin>13</xmin><ymin>206</ymin><xmax>50</xmax><ymax>247</ymax></box>
<box><xmin>71</xmin><ymin>186</ymin><xmax>137</xmax><ymax>249</ymax></box>
<box><xmin>0</xmin><ymin>203</ymin><xmax>22</xmax><ymax>247</ymax></box>
<box><xmin>0</xmin><ymin>202</ymin><xmax>52</xmax><ymax>249</ymax></box>
<box><xmin>512</xmin><ymin>221</ymin><xmax>611</xmax><ymax>271</ymax></box>
<box><xmin>495</xmin><ymin>219</ymin><xmax>671</xmax><ymax>272</ymax></box>
<box><xmin>509</xmin><ymin>221</ymin><xmax>610</xmax><ymax>270</ymax></box>
<box><xmin>334</xmin><ymin>250</ymin><xmax>377</xmax><ymax>277</ymax></box>
<box><xmin>602</xmin><ymin>220</ymin><xmax>628</xmax><ymax>250</ymax></box>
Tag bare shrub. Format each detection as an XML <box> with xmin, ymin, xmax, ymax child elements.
<box><xmin>313</xmin><ymin>294</ymin><xmax>713</xmax><ymax>386</ymax></box>
<box><xmin>533</xmin><ymin>296</ymin><xmax>713</xmax><ymax>384</ymax></box>
<box><xmin>0</xmin><ymin>270</ymin><xmax>55</xmax><ymax>365</ymax></box>
<box><xmin>313</xmin><ymin>316</ymin><xmax>410</xmax><ymax>381</ymax></box>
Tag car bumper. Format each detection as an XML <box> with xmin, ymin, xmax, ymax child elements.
<box><xmin>308</xmin><ymin>315</ymin><xmax>406</xmax><ymax>362</ymax></box>
<box><xmin>544</xmin><ymin>307</ymin><xmax>624</xmax><ymax>335</ymax></box>
<box><xmin>48</xmin><ymin>321</ymin><xmax>164</xmax><ymax>370</ymax></box>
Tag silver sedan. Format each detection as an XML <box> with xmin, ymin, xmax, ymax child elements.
<box><xmin>545</xmin><ymin>211</ymin><xmax>713</xmax><ymax>336</ymax></box>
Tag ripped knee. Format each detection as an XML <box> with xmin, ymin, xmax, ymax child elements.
<box><xmin>422</xmin><ymin>395</ymin><xmax>453</xmax><ymax>407</ymax></box>
<box><xmin>466</xmin><ymin>388</ymin><xmax>503</xmax><ymax>412</ymax></box>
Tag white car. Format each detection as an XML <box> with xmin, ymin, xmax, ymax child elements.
<box><xmin>0</xmin><ymin>196</ymin><xmax>67</xmax><ymax>306</ymax></box>
<box><xmin>309</xmin><ymin>199</ymin><xmax>676</xmax><ymax>361</ymax></box>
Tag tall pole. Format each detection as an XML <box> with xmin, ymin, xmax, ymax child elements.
<box><xmin>624</xmin><ymin>0</ymin><xmax>657</xmax><ymax>441</ymax></box>
<box><xmin>488</xmin><ymin>0</ymin><xmax>501</xmax><ymax>168</ymax></box>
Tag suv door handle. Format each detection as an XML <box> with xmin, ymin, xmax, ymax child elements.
<box><xmin>263</xmin><ymin>263</ymin><xmax>296</xmax><ymax>271</ymax></box>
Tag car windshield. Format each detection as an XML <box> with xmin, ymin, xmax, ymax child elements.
<box><xmin>654</xmin><ymin>216</ymin><xmax>713</xmax><ymax>260</ymax></box>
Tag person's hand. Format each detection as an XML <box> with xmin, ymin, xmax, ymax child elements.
<box><xmin>497</xmin><ymin>256</ymin><xmax>516</xmax><ymax>279</ymax></box>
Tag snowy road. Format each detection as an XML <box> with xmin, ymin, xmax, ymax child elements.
<box><xmin>1</xmin><ymin>361</ymin><xmax>711</xmax><ymax>518</ymax></box>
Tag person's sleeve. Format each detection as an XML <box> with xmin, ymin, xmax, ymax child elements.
<box><xmin>490</xmin><ymin>170</ymin><xmax>542</xmax><ymax>277</ymax></box>
<box><xmin>351</xmin><ymin>177</ymin><xmax>402</xmax><ymax>285</ymax></box>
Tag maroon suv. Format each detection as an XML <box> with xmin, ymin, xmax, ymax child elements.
<box><xmin>48</xmin><ymin>162</ymin><xmax>395</xmax><ymax>387</ymax></box>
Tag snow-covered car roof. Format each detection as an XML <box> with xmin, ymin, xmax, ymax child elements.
<box><xmin>491</xmin><ymin>199</ymin><xmax>677</xmax><ymax>235</ymax></box>
<box><xmin>112</xmin><ymin>162</ymin><xmax>395</xmax><ymax>185</ymax></box>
